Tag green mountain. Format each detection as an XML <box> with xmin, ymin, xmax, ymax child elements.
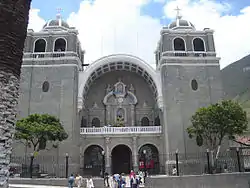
<box><xmin>221</xmin><ymin>54</ymin><xmax>250</xmax><ymax>133</ymax></box>
<box><xmin>221</xmin><ymin>54</ymin><xmax>250</xmax><ymax>99</ymax></box>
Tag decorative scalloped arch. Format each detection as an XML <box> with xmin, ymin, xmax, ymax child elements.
<box><xmin>78</xmin><ymin>54</ymin><xmax>162</xmax><ymax>108</ymax></box>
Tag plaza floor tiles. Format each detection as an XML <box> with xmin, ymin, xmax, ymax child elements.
<box><xmin>9</xmin><ymin>185</ymin><xmax>67</xmax><ymax>188</ymax></box>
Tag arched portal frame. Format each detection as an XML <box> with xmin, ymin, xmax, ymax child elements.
<box><xmin>83</xmin><ymin>144</ymin><xmax>104</xmax><ymax>176</ymax></box>
<box><xmin>78</xmin><ymin>54</ymin><xmax>162</xmax><ymax>110</ymax></box>
<box><xmin>111</xmin><ymin>144</ymin><xmax>132</xmax><ymax>174</ymax></box>
<box><xmin>138</xmin><ymin>143</ymin><xmax>160</xmax><ymax>175</ymax></box>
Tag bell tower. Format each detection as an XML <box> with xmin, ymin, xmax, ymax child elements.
<box><xmin>17</xmin><ymin>13</ymin><xmax>85</xmax><ymax>174</ymax></box>
<box><xmin>156</xmin><ymin>8</ymin><xmax>223</xmax><ymax>172</ymax></box>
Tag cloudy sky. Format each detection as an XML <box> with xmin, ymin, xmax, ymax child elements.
<box><xmin>29</xmin><ymin>0</ymin><xmax>250</xmax><ymax>69</ymax></box>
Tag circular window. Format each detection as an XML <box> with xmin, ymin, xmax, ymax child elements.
<box><xmin>42</xmin><ymin>81</ymin><xmax>50</xmax><ymax>92</ymax></box>
<box><xmin>191</xmin><ymin>79</ymin><xmax>198</xmax><ymax>91</ymax></box>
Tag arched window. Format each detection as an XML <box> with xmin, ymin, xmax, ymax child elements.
<box><xmin>54</xmin><ymin>38</ymin><xmax>66</xmax><ymax>52</ymax></box>
<box><xmin>193</xmin><ymin>38</ymin><xmax>205</xmax><ymax>51</ymax></box>
<box><xmin>141</xmin><ymin>117</ymin><xmax>150</xmax><ymax>126</ymax></box>
<box><xmin>81</xmin><ymin>118</ymin><xmax>87</xmax><ymax>128</ymax></box>
<box><xmin>174</xmin><ymin>38</ymin><xmax>185</xmax><ymax>51</ymax></box>
<box><xmin>92</xmin><ymin>117</ymin><xmax>100</xmax><ymax>127</ymax></box>
<box><xmin>34</xmin><ymin>39</ymin><xmax>46</xmax><ymax>52</ymax></box>
<box><xmin>191</xmin><ymin>79</ymin><xmax>198</xmax><ymax>91</ymax></box>
<box><xmin>154</xmin><ymin>116</ymin><xmax>160</xmax><ymax>126</ymax></box>
<box><xmin>42</xmin><ymin>81</ymin><xmax>49</xmax><ymax>92</ymax></box>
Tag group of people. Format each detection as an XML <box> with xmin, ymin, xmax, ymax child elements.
<box><xmin>104</xmin><ymin>170</ymin><xmax>144</xmax><ymax>188</ymax></box>
<box><xmin>68</xmin><ymin>173</ymin><xmax>94</xmax><ymax>188</ymax></box>
<box><xmin>67</xmin><ymin>169</ymin><xmax>144</xmax><ymax>188</ymax></box>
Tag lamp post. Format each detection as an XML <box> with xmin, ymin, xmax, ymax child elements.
<box><xmin>206</xmin><ymin>149</ymin><xmax>211</xmax><ymax>174</ymax></box>
<box><xmin>65</xmin><ymin>153</ymin><xmax>69</xmax><ymax>178</ymax></box>
<box><xmin>143</xmin><ymin>150</ymin><xmax>147</xmax><ymax>183</ymax></box>
<box><xmin>175</xmin><ymin>149</ymin><xmax>179</xmax><ymax>176</ymax></box>
<box><xmin>101</xmin><ymin>150</ymin><xmax>105</xmax><ymax>178</ymax></box>
<box><xmin>236</xmin><ymin>148</ymin><xmax>241</xmax><ymax>172</ymax></box>
<box><xmin>29</xmin><ymin>153</ymin><xmax>34</xmax><ymax>178</ymax></box>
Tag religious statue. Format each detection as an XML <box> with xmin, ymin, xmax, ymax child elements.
<box><xmin>106</xmin><ymin>84</ymin><xmax>112</xmax><ymax>94</ymax></box>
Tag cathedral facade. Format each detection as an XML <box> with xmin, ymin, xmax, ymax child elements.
<box><xmin>13</xmin><ymin>14</ymin><xmax>223</xmax><ymax>176</ymax></box>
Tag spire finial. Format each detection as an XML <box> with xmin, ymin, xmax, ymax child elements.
<box><xmin>56</xmin><ymin>7</ymin><xmax>63</xmax><ymax>20</ymax></box>
<box><xmin>174</xmin><ymin>6</ymin><xmax>182</xmax><ymax>20</ymax></box>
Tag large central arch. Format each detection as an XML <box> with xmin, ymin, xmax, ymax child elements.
<box><xmin>78</xmin><ymin>54</ymin><xmax>162</xmax><ymax>109</ymax></box>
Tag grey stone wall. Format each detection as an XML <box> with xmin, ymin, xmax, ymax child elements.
<box><xmin>161</xmin><ymin>59</ymin><xmax>223</xmax><ymax>155</ymax></box>
<box><xmin>0</xmin><ymin>71</ymin><xmax>20</xmax><ymax>187</ymax></box>
<box><xmin>146</xmin><ymin>173</ymin><xmax>250</xmax><ymax>188</ymax></box>
<box><xmin>13</xmin><ymin>61</ymin><xmax>79</xmax><ymax>173</ymax></box>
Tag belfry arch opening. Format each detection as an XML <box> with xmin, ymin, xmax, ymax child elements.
<box><xmin>173</xmin><ymin>37</ymin><xmax>186</xmax><ymax>51</ymax></box>
<box><xmin>54</xmin><ymin>38</ymin><xmax>66</xmax><ymax>52</ymax></box>
<box><xmin>193</xmin><ymin>38</ymin><xmax>205</xmax><ymax>51</ymax></box>
<box><xmin>34</xmin><ymin>39</ymin><xmax>46</xmax><ymax>52</ymax></box>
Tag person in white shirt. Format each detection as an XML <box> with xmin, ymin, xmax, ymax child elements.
<box><xmin>172</xmin><ymin>166</ymin><xmax>177</xmax><ymax>176</ymax></box>
<box><xmin>75</xmin><ymin>174</ymin><xmax>83</xmax><ymax>188</ymax></box>
<box><xmin>86</xmin><ymin>176</ymin><xmax>94</xmax><ymax>188</ymax></box>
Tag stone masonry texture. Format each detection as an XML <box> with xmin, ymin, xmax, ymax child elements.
<box><xmin>0</xmin><ymin>71</ymin><xmax>20</xmax><ymax>188</ymax></box>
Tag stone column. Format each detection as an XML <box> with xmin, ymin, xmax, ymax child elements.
<box><xmin>131</xmin><ymin>105</ymin><xmax>135</xmax><ymax>126</ymax></box>
<box><xmin>105</xmin><ymin>137</ymin><xmax>111</xmax><ymax>174</ymax></box>
<box><xmin>132</xmin><ymin>136</ymin><xmax>138</xmax><ymax>172</ymax></box>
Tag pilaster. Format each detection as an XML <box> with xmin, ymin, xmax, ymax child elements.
<box><xmin>106</xmin><ymin>105</ymin><xmax>111</xmax><ymax>123</ymax></box>
<box><xmin>105</xmin><ymin>137</ymin><xmax>111</xmax><ymax>174</ymax></box>
<box><xmin>131</xmin><ymin>105</ymin><xmax>135</xmax><ymax>126</ymax></box>
<box><xmin>132</xmin><ymin>136</ymin><xmax>138</xmax><ymax>172</ymax></box>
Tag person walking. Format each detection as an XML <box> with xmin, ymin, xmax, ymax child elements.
<box><xmin>130</xmin><ymin>174</ymin><xmax>139</xmax><ymax>188</ymax></box>
<box><xmin>118</xmin><ymin>175</ymin><xmax>126</xmax><ymax>188</ymax></box>
<box><xmin>68</xmin><ymin>174</ymin><xmax>75</xmax><ymax>188</ymax></box>
<box><xmin>86</xmin><ymin>176</ymin><xmax>95</xmax><ymax>188</ymax></box>
<box><xmin>104</xmin><ymin>172</ymin><xmax>110</xmax><ymax>187</ymax></box>
<box><xmin>75</xmin><ymin>173</ymin><xmax>83</xmax><ymax>188</ymax></box>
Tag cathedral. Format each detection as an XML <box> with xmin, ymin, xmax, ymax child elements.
<box><xmin>13</xmin><ymin>12</ymin><xmax>223</xmax><ymax>176</ymax></box>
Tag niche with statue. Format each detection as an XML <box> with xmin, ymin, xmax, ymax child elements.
<box><xmin>103</xmin><ymin>79</ymin><xmax>138</xmax><ymax>127</ymax></box>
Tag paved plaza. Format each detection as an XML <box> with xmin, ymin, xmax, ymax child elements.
<box><xmin>10</xmin><ymin>185</ymin><xmax>67</xmax><ymax>188</ymax></box>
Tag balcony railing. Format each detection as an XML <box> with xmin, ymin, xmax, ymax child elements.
<box><xmin>80</xmin><ymin>126</ymin><xmax>162</xmax><ymax>135</ymax></box>
<box><xmin>162</xmin><ymin>51</ymin><xmax>216</xmax><ymax>57</ymax></box>
<box><xmin>23</xmin><ymin>52</ymin><xmax>79</xmax><ymax>59</ymax></box>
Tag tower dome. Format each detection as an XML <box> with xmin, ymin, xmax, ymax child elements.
<box><xmin>168</xmin><ymin>18</ymin><xmax>195</xmax><ymax>30</ymax></box>
<box><xmin>43</xmin><ymin>14</ymin><xmax>70</xmax><ymax>29</ymax></box>
<box><xmin>168</xmin><ymin>7</ymin><xmax>195</xmax><ymax>30</ymax></box>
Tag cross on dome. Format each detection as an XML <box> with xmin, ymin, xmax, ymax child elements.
<box><xmin>174</xmin><ymin>6</ymin><xmax>182</xmax><ymax>20</ymax></box>
<box><xmin>56</xmin><ymin>7</ymin><xmax>63</xmax><ymax>19</ymax></box>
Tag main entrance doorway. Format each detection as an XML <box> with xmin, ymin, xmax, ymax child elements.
<box><xmin>112</xmin><ymin>145</ymin><xmax>132</xmax><ymax>174</ymax></box>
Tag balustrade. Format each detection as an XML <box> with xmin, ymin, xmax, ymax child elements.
<box><xmin>23</xmin><ymin>51</ymin><xmax>78</xmax><ymax>59</ymax></box>
<box><xmin>80</xmin><ymin>126</ymin><xmax>162</xmax><ymax>135</ymax></box>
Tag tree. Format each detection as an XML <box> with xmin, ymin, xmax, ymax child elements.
<box><xmin>15</xmin><ymin>114</ymin><xmax>68</xmax><ymax>176</ymax></box>
<box><xmin>0</xmin><ymin>1</ymin><xmax>32</xmax><ymax>187</ymax></box>
<box><xmin>15</xmin><ymin>113</ymin><xmax>68</xmax><ymax>152</ymax></box>
<box><xmin>187</xmin><ymin>100</ymin><xmax>248</xmax><ymax>165</ymax></box>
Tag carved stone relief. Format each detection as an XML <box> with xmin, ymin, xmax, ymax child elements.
<box><xmin>103</xmin><ymin>79</ymin><xmax>138</xmax><ymax>127</ymax></box>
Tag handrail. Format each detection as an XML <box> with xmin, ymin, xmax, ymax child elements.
<box><xmin>80</xmin><ymin>126</ymin><xmax>162</xmax><ymax>135</ymax></box>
